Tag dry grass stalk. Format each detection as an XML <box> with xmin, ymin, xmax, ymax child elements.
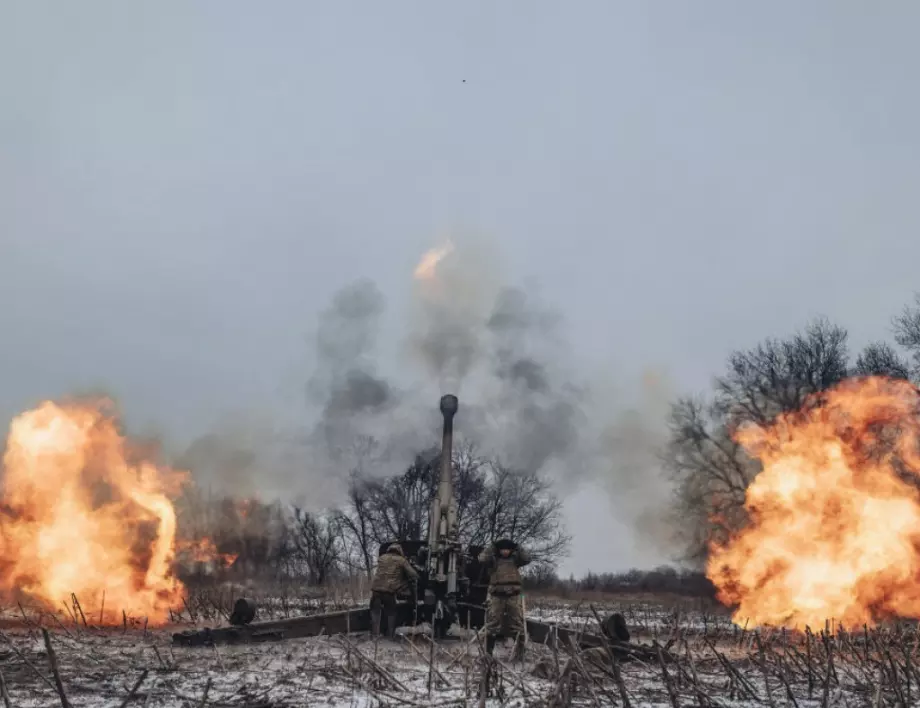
<box><xmin>40</xmin><ymin>629</ymin><xmax>71</xmax><ymax>708</ymax></box>
<box><xmin>117</xmin><ymin>669</ymin><xmax>148</xmax><ymax>708</ymax></box>
<box><xmin>0</xmin><ymin>670</ymin><xmax>11</xmax><ymax>708</ymax></box>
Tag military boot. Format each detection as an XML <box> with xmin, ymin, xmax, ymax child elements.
<box><xmin>385</xmin><ymin>611</ymin><xmax>397</xmax><ymax>640</ymax></box>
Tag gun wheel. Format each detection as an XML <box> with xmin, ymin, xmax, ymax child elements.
<box><xmin>603</xmin><ymin>612</ymin><xmax>630</xmax><ymax>642</ymax></box>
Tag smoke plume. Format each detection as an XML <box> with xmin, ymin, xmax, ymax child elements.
<box><xmin>409</xmin><ymin>237</ymin><xmax>680</xmax><ymax>562</ymax></box>
<box><xmin>304</xmin><ymin>278</ymin><xmax>436</xmax><ymax>480</ymax></box>
<box><xmin>408</xmin><ymin>237</ymin><xmax>500</xmax><ymax>392</ymax></box>
<box><xmin>172</xmin><ymin>234</ymin><xmax>681</xmax><ymax>565</ymax></box>
<box><xmin>593</xmin><ymin>369</ymin><xmax>680</xmax><ymax>562</ymax></box>
<box><xmin>298</xmin><ymin>235</ymin><xmax>680</xmax><ymax>561</ymax></box>
<box><xmin>307</xmin><ymin>279</ymin><xmax>393</xmax><ymax>458</ymax></box>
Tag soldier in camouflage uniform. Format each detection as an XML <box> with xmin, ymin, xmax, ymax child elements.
<box><xmin>370</xmin><ymin>543</ymin><xmax>418</xmax><ymax>638</ymax></box>
<box><xmin>478</xmin><ymin>538</ymin><xmax>531</xmax><ymax>660</ymax></box>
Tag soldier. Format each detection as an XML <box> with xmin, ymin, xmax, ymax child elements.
<box><xmin>370</xmin><ymin>543</ymin><xmax>418</xmax><ymax>639</ymax></box>
<box><xmin>478</xmin><ymin>538</ymin><xmax>531</xmax><ymax>660</ymax></box>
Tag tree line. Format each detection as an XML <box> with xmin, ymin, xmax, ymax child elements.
<box><xmin>177</xmin><ymin>443</ymin><xmax>569</xmax><ymax>586</ymax></box>
<box><xmin>664</xmin><ymin>293</ymin><xmax>920</xmax><ymax>564</ymax></box>
<box><xmin>522</xmin><ymin>566</ymin><xmax>716</xmax><ymax>599</ymax></box>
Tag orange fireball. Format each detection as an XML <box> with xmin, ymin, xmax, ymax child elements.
<box><xmin>0</xmin><ymin>399</ymin><xmax>188</xmax><ymax>624</ymax></box>
<box><xmin>708</xmin><ymin>376</ymin><xmax>920</xmax><ymax>629</ymax></box>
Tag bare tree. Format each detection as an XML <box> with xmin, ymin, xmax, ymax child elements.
<box><xmin>464</xmin><ymin>462</ymin><xmax>570</xmax><ymax>563</ymax></box>
<box><xmin>894</xmin><ymin>293</ymin><xmax>920</xmax><ymax>377</ymax></box>
<box><xmin>291</xmin><ymin>508</ymin><xmax>342</xmax><ymax>585</ymax></box>
<box><xmin>351</xmin><ymin>443</ymin><xmax>490</xmax><ymax>546</ymax></box>
<box><xmin>335</xmin><ymin>446</ymin><xmax>570</xmax><ymax>569</ymax></box>
<box><xmin>854</xmin><ymin>341</ymin><xmax>911</xmax><ymax>380</ymax></box>
<box><xmin>666</xmin><ymin>318</ymin><xmax>851</xmax><ymax>563</ymax></box>
<box><xmin>334</xmin><ymin>473</ymin><xmax>377</xmax><ymax>577</ymax></box>
<box><xmin>451</xmin><ymin>444</ymin><xmax>489</xmax><ymax>540</ymax></box>
<box><xmin>714</xmin><ymin>317</ymin><xmax>850</xmax><ymax>427</ymax></box>
<box><xmin>664</xmin><ymin>397</ymin><xmax>756</xmax><ymax>563</ymax></box>
<box><xmin>363</xmin><ymin>456</ymin><xmax>435</xmax><ymax>543</ymax></box>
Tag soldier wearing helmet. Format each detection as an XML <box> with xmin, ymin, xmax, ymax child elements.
<box><xmin>478</xmin><ymin>538</ymin><xmax>531</xmax><ymax>660</ymax></box>
<box><xmin>370</xmin><ymin>543</ymin><xmax>418</xmax><ymax>639</ymax></box>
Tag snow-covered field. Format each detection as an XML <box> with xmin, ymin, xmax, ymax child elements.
<box><xmin>0</xmin><ymin>596</ymin><xmax>915</xmax><ymax>707</ymax></box>
<box><xmin>524</xmin><ymin>595</ymin><xmax>735</xmax><ymax>639</ymax></box>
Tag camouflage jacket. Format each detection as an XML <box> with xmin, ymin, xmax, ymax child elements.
<box><xmin>478</xmin><ymin>544</ymin><xmax>532</xmax><ymax>594</ymax></box>
<box><xmin>371</xmin><ymin>552</ymin><xmax>418</xmax><ymax>593</ymax></box>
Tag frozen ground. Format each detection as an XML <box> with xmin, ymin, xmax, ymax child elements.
<box><xmin>524</xmin><ymin>595</ymin><xmax>735</xmax><ymax>640</ymax></box>
<box><xmin>0</xmin><ymin>597</ymin><xmax>916</xmax><ymax>707</ymax></box>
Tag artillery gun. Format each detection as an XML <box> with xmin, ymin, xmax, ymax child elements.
<box><xmin>172</xmin><ymin>394</ymin><xmax>639</xmax><ymax>657</ymax></box>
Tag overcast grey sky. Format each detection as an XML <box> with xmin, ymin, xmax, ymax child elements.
<box><xmin>2</xmin><ymin>2</ymin><xmax>919</xmax><ymax>575</ymax></box>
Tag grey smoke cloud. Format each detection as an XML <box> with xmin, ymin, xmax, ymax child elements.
<box><xmin>293</xmin><ymin>236</ymin><xmax>680</xmax><ymax>563</ymax></box>
<box><xmin>173</xmin><ymin>236</ymin><xmax>681</xmax><ymax>568</ymax></box>
<box><xmin>303</xmin><ymin>278</ymin><xmax>436</xmax><ymax>481</ymax></box>
<box><xmin>466</xmin><ymin>284</ymin><xmax>584</xmax><ymax>474</ymax></box>
<box><xmin>593</xmin><ymin>370</ymin><xmax>680</xmax><ymax>562</ymax></box>
<box><xmin>307</xmin><ymin>279</ymin><xmax>395</xmax><ymax>460</ymax></box>
<box><xmin>174</xmin><ymin>411</ymin><xmax>341</xmax><ymax>512</ymax></box>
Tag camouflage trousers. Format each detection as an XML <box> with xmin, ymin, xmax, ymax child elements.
<box><xmin>370</xmin><ymin>591</ymin><xmax>398</xmax><ymax>638</ymax></box>
<box><xmin>485</xmin><ymin>592</ymin><xmax>525</xmax><ymax>639</ymax></box>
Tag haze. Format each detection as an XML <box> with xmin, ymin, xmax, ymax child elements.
<box><xmin>2</xmin><ymin>2</ymin><xmax>919</xmax><ymax>576</ymax></box>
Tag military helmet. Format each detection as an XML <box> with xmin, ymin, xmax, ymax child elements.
<box><xmin>387</xmin><ymin>543</ymin><xmax>404</xmax><ymax>556</ymax></box>
<box><xmin>494</xmin><ymin>538</ymin><xmax>517</xmax><ymax>551</ymax></box>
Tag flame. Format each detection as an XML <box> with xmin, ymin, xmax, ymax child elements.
<box><xmin>413</xmin><ymin>241</ymin><xmax>454</xmax><ymax>281</ymax></box>
<box><xmin>707</xmin><ymin>376</ymin><xmax>920</xmax><ymax>629</ymax></box>
<box><xmin>177</xmin><ymin>538</ymin><xmax>238</xmax><ymax>568</ymax></box>
<box><xmin>237</xmin><ymin>498</ymin><xmax>253</xmax><ymax>519</ymax></box>
<box><xmin>0</xmin><ymin>400</ymin><xmax>189</xmax><ymax>624</ymax></box>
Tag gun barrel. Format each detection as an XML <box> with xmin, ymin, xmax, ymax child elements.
<box><xmin>438</xmin><ymin>395</ymin><xmax>458</xmax><ymax>508</ymax></box>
